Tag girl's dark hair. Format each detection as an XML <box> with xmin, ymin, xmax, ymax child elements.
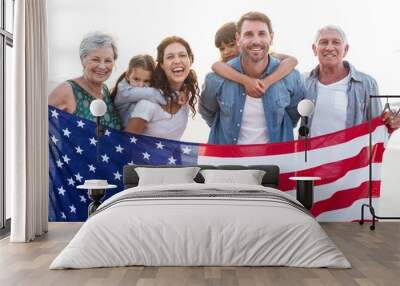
<box><xmin>151</xmin><ymin>36</ymin><xmax>199</xmax><ymax>116</ymax></box>
<box><xmin>110</xmin><ymin>54</ymin><xmax>155</xmax><ymax>98</ymax></box>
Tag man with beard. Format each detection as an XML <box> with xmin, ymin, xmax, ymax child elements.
<box><xmin>305</xmin><ymin>25</ymin><xmax>400</xmax><ymax>136</ymax></box>
<box><xmin>199</xmin><ymin>11</ymin><xmax>305</xmax><ymax>144</ymax></box>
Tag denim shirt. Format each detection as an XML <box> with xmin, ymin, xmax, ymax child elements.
<box><xmin>304</xmin><ymin>61</ymin><xmax>382</xmax><ymax>129</ymax></box>
<box><xmin>199</xmin><ymin>56</ymin><xmax>305</xmax><ymax>144</ymax></box>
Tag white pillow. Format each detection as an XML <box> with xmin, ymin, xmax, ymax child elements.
<box><xmin>135</xmin><ymin>167</ymin><xmax>200</xmax><ymax>186</ymax></box>
<box><xmin>200</xmin><ymin>169</ymin><xmax>266</xmax><ymax>185</ymax></box>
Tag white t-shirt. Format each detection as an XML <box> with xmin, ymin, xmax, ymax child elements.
<box><xmin>130</xmin><ymin>100</ymin><xmax>189</xmax><ymax>140</ymax></box>
<box><xmin>311</xmin><ymin>74</ymin><xmax>350</xmax><ymax>137</ymax></box>
<box><xmin>237</xmin><ymin>96</ymin><xmax>269</xmax><ymax>144</ymax></box>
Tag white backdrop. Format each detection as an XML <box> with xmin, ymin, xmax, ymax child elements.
<box><xmin>47</xmin><ymin>0</ymin><xmax>400</xmax><ymax>145</ymax></box>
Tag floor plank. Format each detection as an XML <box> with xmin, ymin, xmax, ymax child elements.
<box><xmin>1</xmin><ymin>222</ymin><xmax>400</xmax><ymax>286</ymax></box>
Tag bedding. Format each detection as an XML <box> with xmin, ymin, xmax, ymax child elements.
<box><xmin>135</xmin><ymin>166</ymin><xmax>200</xmax><ymax>186</ymax></box>
<box><xmin>123</xmin><ymin>164</ymin><xmax>281</xmax><ymax>189</ymax></box>
<box><xmin>200</xmin><ymin>169</ymin><xmax>266</xmax><ymax>185</ymax></box>
<box><xmin>50</xmin><ymin>183</ymin><xmax>350</xmax><ymax>269</ymax></box>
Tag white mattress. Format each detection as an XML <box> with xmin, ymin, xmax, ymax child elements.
<box><xmin>50</xmin><ymin>183</ymin><xmax>351</xmax><ymax>269</ymax></box>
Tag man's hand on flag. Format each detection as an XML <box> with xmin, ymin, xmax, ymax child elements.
<box><xmin>382</xmin><ymin>111</ymin><xmax>400</xmax><ymax>131</ymax></box>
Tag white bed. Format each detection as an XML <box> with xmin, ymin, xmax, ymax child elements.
<box><xmin>50</xmin><ymin>182</ymin><xmax>351</xmax><ymax>269</ymax></box>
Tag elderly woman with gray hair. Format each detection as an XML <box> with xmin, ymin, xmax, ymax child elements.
<box><xmin>49</xmin><ymin>32</ymin><xmax>121</xmax><ymax>129</ymax></box>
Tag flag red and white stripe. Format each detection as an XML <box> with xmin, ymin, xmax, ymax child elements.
<box><xmin>198</xmin><ymin>117</ymin><xmax>388</xmax><ymax>222</ymax></box>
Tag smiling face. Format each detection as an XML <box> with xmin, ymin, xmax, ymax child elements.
<box><xmin>82</xmin><ymin>47</ymin><xmax>115</xmax><ymax>83</ymax></box>
<box><xmin>127</xmin><ymin>67</ymin><xmax>152</xmax><ymax>87</ymax></box>
<box><xmin>238</xmin><ymin>20</ymin><xmax>273</xmax><ymax>63</ymax></box>
<box><xmin>219</xmin><ymin>41</ymin><xmax>240</xmax><ymax>62</ymax></box>
<box><xmin>313</xmin><ymin>28</ymin><xmax>349</xmax><ymax>68</ymax></box>
<box><xmin>160</xmin><ymin>42</ymin><xmax>192</xmax><ymax>90</ymax></box>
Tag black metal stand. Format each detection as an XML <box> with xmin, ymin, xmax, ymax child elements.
<box><xmin>290</xmin><ymin>177</ymin><xmax>321</xmax><ymax>210</ymax></box>
<box><xmin>360</xmin><ymin>95</ymin><xmax>400</xmax><ymax>230</ymax></box>
<box><xmin>95</xmin><ymin>116</ymin><xmax>104</xmax><ymax>162</ymax></box>
<box><xmin>296</xmin><ymin>180</ymin><xmax>314</xmax><ymax>210</ymax></box>
<box><xmin>87</xmin><ymin>188</ymin><xmax>106</xmax><ymax>216</ymax></box>
<box><xmin>299</xmin><ymin>117</ymin><xmax>310</xmax><ymax>162</ymax></box>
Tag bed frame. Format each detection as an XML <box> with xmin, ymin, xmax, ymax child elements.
<box><xmin>123</xmin><ymin>165</ymin><xmax>280</xmax><ymax>190</ymax></box>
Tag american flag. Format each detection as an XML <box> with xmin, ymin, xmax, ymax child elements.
<box><xmin>49</xmin><ymin>106</ymin><xmax>387</xmax><ymax>222</ymax></box>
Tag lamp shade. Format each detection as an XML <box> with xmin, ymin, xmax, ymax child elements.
<box><xmin>297</xmin><ymin>99</ymin><xmax>315</xmax><ymax>117</ymax></box>
<box><xmin>89</xmin><ymin>99</ymin><xmax>107</xmax><ymax>117</ymax></box>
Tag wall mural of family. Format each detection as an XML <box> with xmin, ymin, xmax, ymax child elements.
<box><xmin>48</xmin><ymin>11</ymin><xmax>400</xmax><ymax>144</ymax></box>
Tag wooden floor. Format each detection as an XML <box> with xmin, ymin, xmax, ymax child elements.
<box><xmin>1</xmin><ymin>222</ymin><xmax>400</xmax><ymax>286</ymax></box>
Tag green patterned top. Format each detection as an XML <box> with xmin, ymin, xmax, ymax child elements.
<box><xmin>68</xmin><ymin>80</ymin><xmax>121</xmax><ymax>130</ymax></box>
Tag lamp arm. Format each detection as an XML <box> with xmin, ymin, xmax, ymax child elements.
<box><xmin>298</xmin><ymin>116</ymin><xmax>310</xmax><ymax>138</ymax></box>
<box><xmin>96</xmin><ymin>117</ymin><xmax>105</xmax><ymax>137</ymax></box>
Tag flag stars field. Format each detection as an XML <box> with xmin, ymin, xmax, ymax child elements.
<box><xmin>156</xmin><ymin>142</ymin><xmax>164</xmax><ymax>149</ymax></box>
<box><xmin>51</xmin><ymin>135</ymin><xmax>58</xmax><ymax>144</ymax></box>
<box><xmin>89</xmin><ymin>137</ymin><xmax>98</xmax><ymax>146</ymax></box>
<box><xmin>51</xmin><ymin>109</ymin><xmax>59</xmax><ymax>118</ymax></box>
<box><xmin>62</xmin><ymin>128</ymin><xmax>71</xmax><ymax>137</ymax></box>
<box><xmin>168</xmin><ymin>156</ymin><xmax>177</xmax><ymax>165</ymax></box>
<box><xmin>114</xmin><ymin>171</ymin><xmax>122</xmax><ymax>180</ymax></box>
<box><xmin>57</xmin><ymin>186</ymin><xmax>66</xmax><ymax>196</ymax></box>
<box><xmin>75</xmin><ymin>146</ymin><xmax>84</xmax><ymax>154</ymax></box>
<box><xmin>56</xmin><ymin>159</ymin><xmax>64</xmax><ymax>168</ymax></box>
<box><xmin>101</xmin><ymin>154</ymin><xmax>110</xmax><ymax>163</ymax></box>
<box><xmin>77</xmin><ymin>120</ymin><xmax>85</xmax><ymax>128</ymax></box>
<box><xmin>182</xmin><ymin>146</ymin><xmax>191</xmax><ymax>154</ymax></box>
<box><xmin>74</xmin><ymin>173</ymin><xmax>83</xmax><ymax>182</ymax></box>
<box><xmin>79</xmin><ymin>195</ymin><xmax>87</xmax><ymax>203</ymax></box>
<box><xmin>142</xmin><ymin>152</ymin><xmax>150</xmax><ymax>160</ymax></box>
<box><xmin>69</xmin><ymin>205</ymin><xmax>76</xmax><ymax>214</ymax></box>
<box><xmin>115</xmin><ymin>145</ymin><xmax>124</xmax><ymax>153</ymax></box>
<box><xmin>67</xmin><ymin>178</ymin><xmax>75</xmax><ymax>186</ymax></box>
<box><xmin>62</xmin><ymin>154</ymin><xmax>71</xmax><ymax>164</ymax></box>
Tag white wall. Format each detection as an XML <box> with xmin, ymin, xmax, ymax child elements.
<box><xmin>380</xmin><ymin>148</ymin><xmax>400</xmax><ymax>216</ymax></box>
<box><xmin>47</xmin><ymin>0</ymin><xmax>400</xmax><ymax>216</ymax></box>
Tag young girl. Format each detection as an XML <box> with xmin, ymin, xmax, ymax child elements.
<box><xmin>111</xmin><ymin>55</ymin><xmax>162</xmax><ymax>129</ymax></box>
<box><xmin>112</xmin><ymin>54</ymin><xmax>186</xmax><ymax>130</ymax></box>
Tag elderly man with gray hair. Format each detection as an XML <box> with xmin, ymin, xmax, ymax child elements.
<box><xmin>49</xmin><ymin>32</ymin><xmax>121</xmax><ymax>129</ymax></box>
<box><xmin>304</xmin><ymin>25</ymin><xmax>399</xmax><ymax>136</ymax></box>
